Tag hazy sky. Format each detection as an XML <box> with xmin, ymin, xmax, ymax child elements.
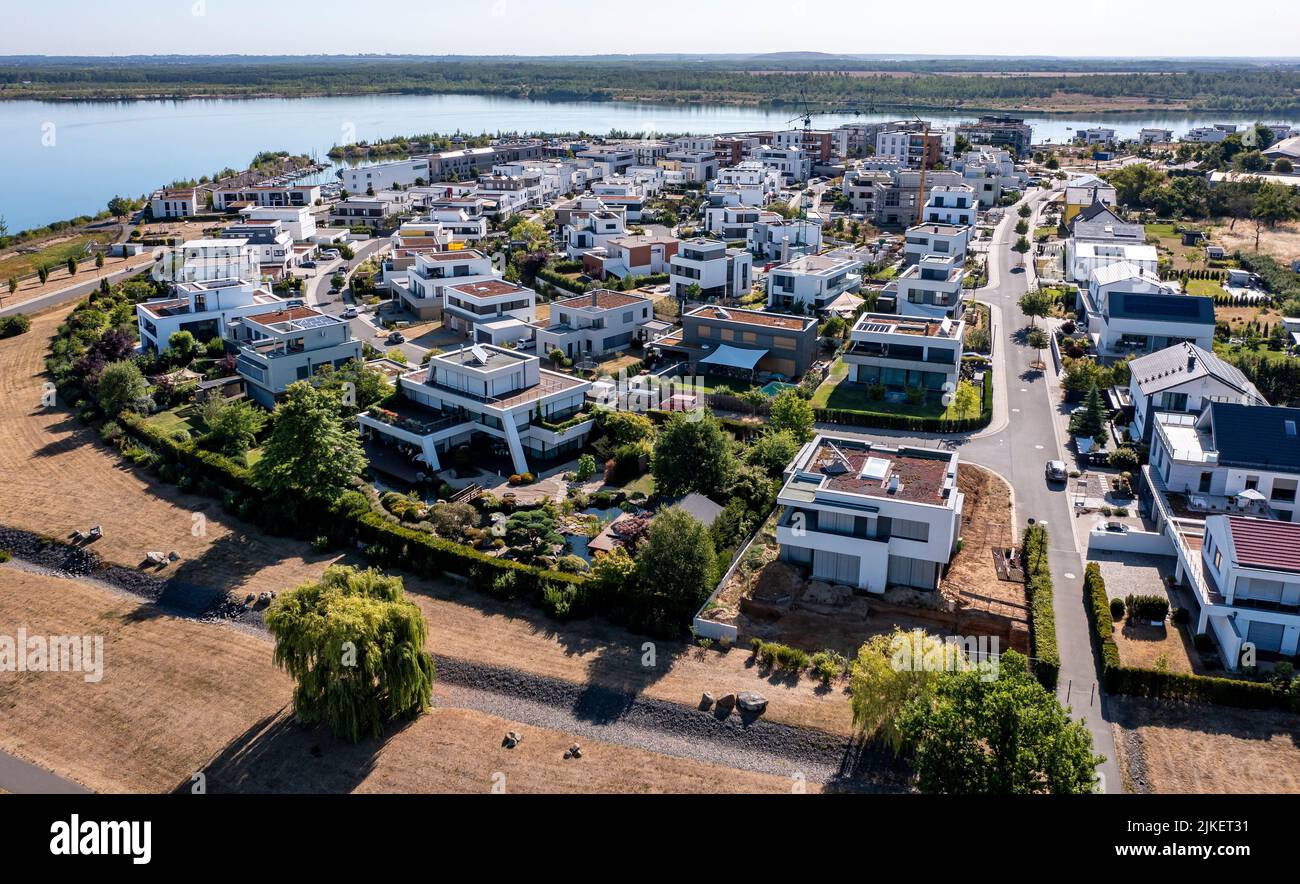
<box><xmin>3</xmin><ymin>0</ymin><xmax>1298</xmax><ymax>58</ymax></box>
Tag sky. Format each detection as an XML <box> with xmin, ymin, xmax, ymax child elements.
<box><xmin>2</xmin><ymin>0</ymin><xmax>1298</xmax><ymax>58</ymax></box>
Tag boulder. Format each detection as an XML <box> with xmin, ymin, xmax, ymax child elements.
<box><xmin>736</xmin><ymin>691</ymin><xmax>768</xmax><ymax>714</ymax></box>
<box><xmin>716</xmin><ymin>692</ymin><xmax>737</xmax><ymax>709</ymax></box>
<box><xmin>565</xmin><ymin>742</ymin><xmax>582</xmax><ymax>760</ymax></box>
<box><xmin>502</xmin><ymin>730</ymin><xmax>522</xmax><ymax>749</ymax></box>
<box><xmin>699</xmin><ymin>691</ymin><xmax>714</xmax><ymax>710</ymax></box>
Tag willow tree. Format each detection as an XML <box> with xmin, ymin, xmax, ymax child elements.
<box><xmin>266</xmin><ymin>565</ymin><xmax>435</xmax><ymax>743</ymax></box>
<box><xmin>849</xmin><ymin>628</ymin><xmax>959</xmax><ymax>754</ymax></box>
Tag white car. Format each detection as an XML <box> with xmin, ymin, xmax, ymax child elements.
<box><xmin>340</xmin><ymin>306</ymin><xmax>358</xmax><ymax>319</ymax></box>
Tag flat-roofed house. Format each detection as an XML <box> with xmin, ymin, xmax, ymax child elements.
<box><xmin>844</xmin><ymin>312</ymin><xmax>965</xmax><ymax>399</ymax></box>
<box><xmin>533</xmin><ymin>289</ymin><xmax>656</xmax><ymax>361</ymax></box>
<box><xmin>653</xmin><ymin>305</ymin><xmax>819</xmax><ymax>380</ymax></box>
<box><xmin>775</xmin><ymin>435</ymin><xmax>964</xmax><ymax>593</ymax></box>
<box><xmin>765</xmin><ymin>253</ymin><xmax>862</xmax><ymax>312</ymax></box>
<box><xmin>227</xmin><ymin>307</ymin><xmax>362</xmax><ymax>407</ymax></box>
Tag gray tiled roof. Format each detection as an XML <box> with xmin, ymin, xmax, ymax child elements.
<box><xmin>1129</xmin><ymin>342</ymin><xmax>1262</xmax><ymax>400</ymax></box>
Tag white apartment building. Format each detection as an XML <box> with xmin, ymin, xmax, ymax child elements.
<box><xmin>669</xmin><ymin>238</ymin><xmax>754</xmax><ymax>301</ymax></box>
<box><xmin>1080</xmin><ymin>262</ymin><xmax>1215</xmax><ymax>357</ymax></box>
<box><xmin>170</xmin><ymin>238</ymin><xmax>259</xmax><ymax>283</ymax></box>
<box><xmin>1184</xmin><ymin>126</ymin><xmax>1230</xmax><ymax>144</ymax></box>
<box><xmin>394</xmin><ymin>249</ymin><xmax>496</xmax><ymax>320</ymax></box>
<box><xmin>341</xmin><ymin>158</ymin><xmax>429</xmax><ymax>192</ymax></box>
<box><xmin>150</xmin><ymin>187</ymin><xmax>199</xmax><ymax>219</ymax></box>
<box><xmin>753</xmin><ymin>146</ymin><xmax>811</xmax><ymax>182</ymax></box>
<box><xmin>1128</xmin><ymin>342</ymin><xmax>1266</xmax><ymax>443</ymax></box>
<box><xmin>844</xmin><ymin>312</ymin><xmax>965</xmax><ymax>397</ymax></box>
<box><xmin>442</xmin><ymin>278</ymin><xmax>537</xmax><ymax>345</ymax></box>
<box><xmin>775</xmin><ymin>435</ymin><xmax>964</xmax><ymax>593</ymax></box>
<box><xmin>534</xmin><ymin>289</ymin><xmax>656</xmax><ymax>361</ymax></box>
<box><xmin>920</xmin><ymin>185</ymin><xmax>978</xmax><ymax>227</ymax></box>
<box><xmin>563</xmin><ymin>205</ymin><xmax>627</xmax><ymax>259</ymax></box>
<box><xmin>358</xmin><ymin>345</ymin><xmax>593</xmax><ymax>477</ymax></box>
<box><xmin>875</xmin><ymin>124</ymin><xmax>954</xmax><ymax>168</ymax></box>
<box><xmin>135</xmin><ymin>278</ymin><xmax>284</xmax><ymax>353</ymax></box>
<box><xmin>704</xmin><ymin>206</ymin><xmax>778</xmax><ymax>240</ymax></box>
<box><xmin>241</xmin><ymin>205</ymin><xmax>317</xmax><ymax>242</ymax></box>
<box><xmin>1140</xmin><ymin>128</ymin><xmax>1175</xmax><ymax>144</ymax></box>
<box><xmin>220</xmin><ymin>219</ymin><xmax>296</xmax><ymax>279</ymax></box>
<box><xmin>748</xmin><ymin>213</ymin><xmax>825</xmax><ymax>261</ymax></box>
<box><xmin>903</xmin><ymin>223</ymin><xmax>970</xmax><ymax>266</ymax></box>
<box><xmin>893</xmin><ymin>254</ymin><xmax>967</xmax><ymax>320</ymax></box>
<box><xmin>1081</xmin><ymin>127</ymin><xmax>1117</xmax><ymax>145</ymax></box>
<box><xmin>576</xmin><ymin>146</ymin><xmax>637</xmax><ymax>176</ymax></box>
<box><xmin>227</xmin><ymin>307</ymin><xmax>362</xmax><ymax>408</ymax></box>
<box><xmin>659</xmin><ymin>150</ymin><xmax>718</xmax><ymax>183</ymax></box>
<box><xmin>766</xmin><ymin>253</ymin><xmax>862</xmax><ymax>312</ymax></box>
<box><xmin>211</xmin><ymin>183</ymin><xmax>320</xmax><ymax>212</ymax></box>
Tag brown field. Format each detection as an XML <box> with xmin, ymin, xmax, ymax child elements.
<box><xmin>1209</xmin><ymin>217</ymin><xmax>1300</xmax><ymax>265</ymax></box>
<box><xmin>1112</xmin><ymin>696</ymin><xmax>1300</xmax><ymax>794</ymax></box>
<box><xmin>0</xmin><ymin>568</ymin><xmax>810</xmax><ymax>794</ymax></box>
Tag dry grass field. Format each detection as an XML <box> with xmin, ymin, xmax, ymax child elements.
<box><xmin>0</xmin><ymin>567</ymin><xmax>810</xmax><ymax>794</ymax></box>
<box><xmin>1112</xmin><ymin>696</ymin><xmax>1300</xmax><ymax>794</ymax></box>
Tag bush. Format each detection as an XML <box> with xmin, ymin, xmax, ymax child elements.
<box><xmin>0</xmin><ymin>549</ymin><xmax>11</xmax><ymax>564</ymax></box>
<box><xmin>1124</xmin><ymin>594</ymin><xmax>1170</xmax><ymax>621</ymax></box>
<box><xmin>1021</xmin><ymin>524</ymin><xmax>1059</xmax><ymax>689</ymax></box>
<box><xmin>0</xmin><ymin>314</ymin><xmax>31</xmax><ymax>338</ymax></box>
<box><xmin>810</xmin><ymin>649</ymin><xmax>848</xmax><ymax>683</ymax></box>
<box><xmin>1110</xmin><ymin>597</ymin><xmax>1125</xmax><ymax>621</ymax></box>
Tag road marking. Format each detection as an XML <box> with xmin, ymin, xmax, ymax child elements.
<box><xmin>1065</xmin><ymin>572</ymin><xmax>1077</xmax><ymax>580</ymax></box>
<box><xmin>1012</xmin><ymin>407</ymin><xmax>1021</xmax><ymax>413</ymax></box>
<box><xmin>1035</xmin><ymin>444</ymin><xmax>1044</xmax><ymax>449</ymax></box>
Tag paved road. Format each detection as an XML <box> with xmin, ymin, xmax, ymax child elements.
<box><xmin>0</xmin><ymin>260</ymin><xmax>155</xmax><ymax>319</ymax></box>
<box><xmin>0</xmin><ymin>749</ymin><xmax>90</xmax><ymax>794</ymax></box>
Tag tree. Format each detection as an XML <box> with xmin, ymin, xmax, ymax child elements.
<box><xmin>1026</xmin><ymin>326</ymin><xmax>1049</xmax><ymax>368</ymax></box>
<box><xmin>1252</xmin><ymin>181</ymin><xmax>1299</xmax><ymax>251</ymax></box>
<box><xmin>768</xmin><ymin>388</ymin><xmax>814</xmax><ymax>442</ymax></box>
<box><xmin>1014</xmin><ymin>218</ymin><xmax>1029</xmax><ymax>236</ymax></box>
<box><xmin>166</xmin><ymin>329</ymin><xmax>199</xmax><ymax>364</ymax></box>
<box><xmin>265</xmin><ymin>565</ymin><xmax>435</xmax><ymax>744</ymax></box>
<box><xmin>596</xmin><ymin>409</ymin><xmax>655</xmax><ymax>446</ymax></box>
<box><xmin>311</xmin><ymin>360</ymin><xmax>393</xmax><ymax>415</ymax></box>
<box><xmin>504</xmin><ymin>507</ymin><xmax>564</xmax><ymax>562</ymax></box>
<box><xmin>1012</xmin><ymin>236</ymin><xmax>1031</xmax><ymax>263</ymax></box>
<box><xmin>37</xmin><ymin>265</ymin><xmax>49</xmax><ymax>285</ymax></box>
<box><xmin>898</xmin><ymin>651</ymin><xmax>1102</xmax><ymax>794</ymax></box>
<box><xmin>850</xmin><ymin>628</ymin><xmax>957</xmax><ymax>754</ymax></box>
<box><xmin>95</xmin><ymin>360</ymin><xmax>148</xmax><ymax>416</ymax></box>
<box><xmin>953</xmin><ymin>380</ymin><xmax>980</xmax><ymax>417</ymax></box>
<box><xmin>574</xmin><ymin>453</ymin><xmax>597</xmax><ymax>481</ymax></box>
<box><xmin>635</xmin><ymin>508</ymin><xmax>717</xmax><ymax>628</ymax></box>
<box><xmin>651</xmin><ymin>411</ymin><xmax>734</xmax><ymax>498</ymax></box>
<box><xmin>201</xmin><ymin>397</ymin><xmax>267</xmax><ymax>457</ymax></box>
<box><xmin>745</xmin><ymin>429</ymin><xmax>802</xmax><ymax>477</ymax></box>
<box><xmin>1104</xmin><ymin>163</ymin><xmax>1166</xmax><ymax>208</ymax></box>
<box><xmin>1070</xmin><ymin>384</ymin><xmax>1108</xmax><ymax>443</ymax></box>
<box><xmin>66</xmin><ymin>257</ymin><xmax>77</xmax><ymax>276</ymax></box>
<box><xmin>6</xmin><ymin>278</ymin><xmax>16</xmax><ymax>296</ymax></box>
<box><xmin>1275</xmin><ymin>158</ymin><xmax>1295</xmax><ymax>175</ymax></box>
<box><xmin>1017</xmin><ymin>203</ymin><xmax>1032</xmax><ymax>219</ymax></box>
<box><xmin>107</xmin><ymin>195</ymin><xmax>133</xmax><ymax>218</ymax></box>
<box><xmin>252</xmin><ymin>381</ymin><xmax>367</xmax><ymax>502</ymax></box>
<box><xmin>1017</xmin><ymin>289</ymin><xmax>1053</xmax><ymax>327</ymax></box>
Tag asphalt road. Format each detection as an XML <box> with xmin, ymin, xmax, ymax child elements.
<box><xmin>0</xmin><ymin>749</ymin><xmax>90</xmax><ymax>794</ymax></box>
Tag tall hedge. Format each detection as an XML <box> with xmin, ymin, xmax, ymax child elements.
<box><xmin>1021</xmin><ymin>523</ymin><xmax>1059</xmax><ymax>689</ymax></box>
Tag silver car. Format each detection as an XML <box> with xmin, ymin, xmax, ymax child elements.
<box><xmin>1045</xmin><ymin>460</ymin><xmax>1068</xmax><ymax>483</ymax></box>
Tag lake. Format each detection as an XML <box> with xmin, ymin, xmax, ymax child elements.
<box><xmin>0</xmin><ymin>91</ymin><xmax>1294</xmax><ymax>234</ymax></box>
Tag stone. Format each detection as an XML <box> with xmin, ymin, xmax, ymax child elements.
<box><xmin>244</xmin><ymin>593</ymin><xmax>256</xmax><ymax>605</ymax></box>
<box><xmin>803</xmin><ymin>580</ymin><xmax>852</xmax><ymax>606</ymax></box>
<box><xmin>700</xmin><ymin>691</ymin><xmax>714</xmax><ymax>710</ymax></box>
<box><xmin>567</xmin><ymin>742</ymin><xmax>582</xmax><ymax>759</ymax></box>
<box><xmin>736</xmin><ymin>691</ymin><xmax>768</xmax><ymax>714</ymax></box>
<box><xmin>716</xmin><ymin>692</ymin><xmax>737</xmax><ymax>709</ymax></box>
<box><xmin>503</xmin><ymin>730</ymin><xmax>522</xmax><ymax>749</ymax></box>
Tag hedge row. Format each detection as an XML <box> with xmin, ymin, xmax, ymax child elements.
<box><xmin>118</xmin><ymin>410</ymin><xmax>257</xmax><ymax>497</ymax></box>
<box><xmin>1022</xmin><ymin>524</ymin><xmax>1060</xmax><ymax>689</ymax></box>
<box><xmin>815</xmin><ymin>369</ymin><xmax>994</xmax><ymax>433</ymax></box>
<box><xmin>1082</xmin><ymin>560</ymin><xmax>1294</xmax><ymax>710</ymax></box>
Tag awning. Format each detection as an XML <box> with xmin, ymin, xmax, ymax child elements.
<box><xmin>697</xmin><ymin>343</ymin><xmax>766</xmax><ymax>371</ymax></box>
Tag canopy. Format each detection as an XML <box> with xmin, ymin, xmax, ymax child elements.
<box><xmin>697</xmin><ymin>344</ymin><xmax>766</xmax><ymax>371</ymax></box>
<box><xmin>1236</xmin><ymin>488</ymin><xmax>1267</xmax><ymax>502</ymax></box>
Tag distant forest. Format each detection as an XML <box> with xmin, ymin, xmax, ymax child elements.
<box><xmin>3</xmin><ymin>56</ymin><xmax>1300</xmax><ymax>113</ymax></box>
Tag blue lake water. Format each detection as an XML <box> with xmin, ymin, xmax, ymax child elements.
<box><xmin>1</xmin><ymin>91</ymin><xmax>1294</xmax><ymax>233</ymax></box>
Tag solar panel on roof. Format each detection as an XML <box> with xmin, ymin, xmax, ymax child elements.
<box><xmin>469</xmin><ymin>344</ymin><xmax>490</xmax><ymax>364</ymax></box>
<box><xmin>293</xmin><ymin>315</ymin><xmax>335</xmax><ymax>330</ymax></box>
<box><xmin>1120</xmin><ymin>293</ymin><xmax>1203</xmax><ymax>318</ymax></box>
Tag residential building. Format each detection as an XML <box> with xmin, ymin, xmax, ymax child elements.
<box><xmin>135</xmin><ymin>278</ymin><xmax>284</xmax><ymax>353</ymax></box>
<box><xmin>341</xmin><ymin>158</ymin><xmax>429</xmax><ymax>192</ymax></box>
<box><xmin>772</xmin><ymin>128</ymin><xmax>837</xmax><ymax>164</ymax></box>
<box><xmin>329</xmin><ymin>191</ymin><xmax>412</xmax><ymax>229</ymax></box>
<box><xmin>357</xmin><ymin>344</ymin><xmax>593</xmax><ymax>477</ymax></box>
<box><xmin>1263</xmin><ymin>135</ymin><xmax>1300</xmax><ymax>163</ymax></box>
<box><xmin>1184</xmin><ymin>126</ymin><xmax>1230</xmax><ymax>144</ymax></box>
<box><xmin>219</xmin><ymin>218</ymin><xmax>295</xmax><ymax>279</ymax></box>
<box><xmin>211</xmin><ymin>184</ymin><xmax>320</xmax><ymax>212</ymax></box>
<box><xmin>893</xmin><ymin>254</ymin><xmax>967</xmax><ymax>320</ymax></box>
<box><xmin>1065</xmin><ymin>217</ymin><xmax>1153</xmax><ymax>283</ymax></box>
<box><xmin>426</xmin><ymin>147</ymin><xmax>497</xmax><ymax>181</ymax></box>
<box><xmin>227</xmin><ymin>307</ymin><xmax>362</xmax><ymax>408</ymax></box>
<box><xmin>845</xmin><ymin>313</ymin><xmax>965</xmax><ymax>397</ymax></box>
<box><xmin>394</xmin><ymin>249</ymin><xmax>498</xmax><ymax>321</ymax></box>
<box><xmin>748</xmin><ymin>213</ymin><xmax>824</xmax><ymax>261</ymax></box>
<box><xmin>534</xmin><ymin>289</ymin><xmax>655</xmax><ymax>361</ymax></box>
<box><xmin>171</xmin><ymin>238</ymin><xmax>259</xmax><ymax>283</ymax></box>
<box><xmin>903</xmin><ymin>223</ymin><xmax>970</xmax><ymax>266</ymax></box>
<box><xmin>775</xmin><ymin>435</ymin><xmax>964</xmax><ymax>593</ymax></box>
<box><xmin>957</xmin><ymin>116</ymin><xmax>1033</xmax><ymax>157</ymax></box>
<box><xmin>659</xmin><ymin>150</ymin><xmax>718</xmax><ymax>183</ymax></box>
<box><xmin>753</xmin><ymin>146</ymin><xmax>811</xmax><ymax>182</ymax></box>
<box><xmin>921</xmin><ymin>185</ymin><xmax>978</xmax><ymax>226</ymax></box>
<box><xmin>704</xmin><ymin>205</ymin><xmax>778</xmax><ymax>241</ymax></box>
<box><xmin>442</xmin><ymin>278</ymin><xmax>537</xmax><ymax>345</ymax></box>
<box><xmin>1063</xmin><ymin>174</ymin><xmax>1119</xmax><ymax>226</ymax></box>
<box><xmin>669</xmin><ymin>238</ymin><xmax>753</xmax><ymax>301</ymax></box>
<box><xmin>576</xmin><ymin>145</ymin><xmax>637</xmax><ymax>176</ymax></box>
<box><xmin>241</xmin><ymin>205</ymin><xmax>317</xmax><ymax>242</ymax></box>
<box><xmin>1080</xmin><ymin>127</ymin><xmax>1117</xmax><ymax>145</ymax></box>
<box><xmin>150</xmin><ymin>187</ymin><xmax>199</xmax><ymax>219</ymax></box>
<box><xmin>1128</xmin><ymin>342</ymin><xmax>1267</xmax><ymax>443</ymax></box>
<box><xmin>1080</xmin><ymin>262</ymin><xmax>1215</xmax><ymax>356</ymax></box>
<box><xmin>563</xmin><ymin>202</ymin><xmax>627</xmax><ymax>259</ymax></box>
<box><xmin>581</xmin><ymin>233</ymin><xmax>680</xmax><ymax>281</ymax></box>
<box><xmin>765</xmin><ymin>253</ymin><xmax>862</xmax><ymax>312</ymax></box>
<box><xmin>653</xmin><ymin>305</ymin><xmax>819</xmax><ymax>379</ymax></box>
<box><xmin>876</xmin><ymin>122</ymin><xmax>952</xmax><ymax>169</ymax></box>
<box><xmin>1139</xmin><ymin>128</ymin><xmax>1175</xmax><ymax>144</ymax></box>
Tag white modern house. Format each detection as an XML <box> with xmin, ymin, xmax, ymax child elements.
<box><xmin>227</xmin><ymin>307</ymin><xmax>362</xmax><ymax>408</ymax></box>
<box><xmin>241</xmin><ymin>205</ymin><xmax>317</xmax><ymax>242</ymax></box>
<box><xmin>748</xmin><ymin>213</ymin><xmax>824</xmax><ymax>261</ymax></box>
<box><xmin>150</xmin><ymin>187</ymin><xmax>199</xmax><ymax>219</ymax></box>
<box><xmin>753</xmin><ymin>146</ymin><xmax>811</xmax><ymax>182</ymax></box>
<box><xmin>1081</xmin><ymin>127</ymin><xmax>1117</xmax><ymax>145</ymax></box>
<box><xmin>775</xmin><ymin>435</ymin><xmax>964</xmax><ymax>593</ymax></box>
<box><xmin>581</xmin><ymin>233</ymin><xmax>680</xmax><ymax>281</ymax></box>
<box><xmin>844</xmin><ymin>313</ymin><xmax>965</xmax><ymax>397</ymax></box>
<box><xmin>340</xmin><ymin>158</ymin><xmax>429</xmax><ymax>192</ymax></box>
<box><xmin>1140</xmin><ymin>128</ymin><xmax>1175</xmax><ymax>144</ymax></box>
<box><xmin>171</xmin><ymin>238</ymin><xmax>260</xmax><ymax>283</ymax></box>
<box><xmin>765</xmin><ymin>253</ymin><xmax>862</xmax><ymax>312</ymax></box>
<box><xmin>893</xmin><ymin>254</ymin><xmax>967</xmax><ymax>320</ymax></box>
<box><xmin>357</xmin><ymin>344</ymin><xmax>593</xmax><ymax>477</ymax></box>
<box><xmin>920</xmin><ymin>185</ymin><xmax>978</xmax><ymax>227</ymax></box>
<box><xmin>219</xmin><ymin>219</ymin><xmax>296</xmax><ymax>279</ymax></box>
<box><xmin>563</xmin><ymin>203</ymin><xmax>627</xmax><ymax>259</ymax></box>
<box><xmin>669</xmin><ymin>238</ymin><xmax>754</xmax><ymax>301</ymax></box>
<box><xmin>1065</xmin><ymin>218</ymin><xmax>1156</xmax><ymax>283</ymax></box>
<box><xmin>903</xmin><ymin>223</ymin><xmax>970</xmax><ymax>266</ymax></box>
<box><xmin>1127</xmin><ymin>342</ymin><xmax>1266</xmax><ymax>442</ymax></box>
<box><xmin>393</xmin><ymin>249</ymin><xmax>498</xmax><ymax>320</ymax></box>
<box><xmin>135</xmin><ymin>278</ymin><xmax>285</xmax><ymax>353</ymax></box>
<box><xmin>1080</xmin><ymin>262</ymin><xmax>1215</xmax><ymax>357</ymax></box>
<box><xmin>703</xmin><ymin>205</ymin><xmax>776</xmax><ymax>240</ymax></box>
<box><xmin>329</xmin><ymin>191</ymin><xmax>413</xmax><ymax>229</ymax></box>
<box><xmin>212</xmin><ymin>184</ymin><xmax>320</xmax><ymax>211</ymax></box>
<box><xmin>442</xmin><ymin>278</ymin><xmax>537</xmax><ymax>345</ymax></box>
<box><xmin>533</xmin><ymin>289</ymin><xmax>655</xmax><ymax>361</ymax></box>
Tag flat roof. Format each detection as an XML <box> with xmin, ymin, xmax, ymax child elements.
<box><xmin>853</xmin><ymin>312</ymin><xmax>961</xmax><ymax>338</ymax></box>
<box><xmin>449</xmin><ymin>279</ymin><xmax>528</xmax><ymax>298</ymax></box>
<box><xmin>793</xmin><ymin>437</ymin><xmax>956</xmax><ymax>506</ymax></box>
<box><xmin>552</xmin><ymin>289</ymin><xmax>650</xmax><ymax>311</ymax></box>
<box><xmin>687</xmin><ymin>305</ymin><xmax>814</xmax><ymax>331</ymax></box>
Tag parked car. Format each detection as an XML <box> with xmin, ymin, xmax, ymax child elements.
<box><xmin>300</xmin><ymin>259</ymin><xmax>317</xmax><ymax>269</ymax></box>
<box><xmin>1044</xmin><ymin>460</ymin><xmax>1068</xmax><ymax>483</ymax></box>
<box><xmin>341</xmin><ymin>306</ymin><xmax>359</xmax><ymax>319</ymax></box>
<box><xmin>323</xmin><ymin>249</ymin><xmax>342</xmax><ymax>260</ymax></box>
<box><xmin>284</xmin><ymin>299</ymin><xmax>305</xmax><ymax>308</ymax></box>
<box><xmin>386</xmin><ymin>331</ymin><xmax>406</xmax><ymax>345</ymax></box>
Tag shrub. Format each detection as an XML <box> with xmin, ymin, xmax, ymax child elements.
<box><xmin>1110</xmin><ymin>597</ymin><xmax>1125</xmax><ymax>621</ymax></box>
<box><xmin>1124</xmin><ymin>594</ymin><xmax>1170</xmax><ymax>621</ymax></box>
<box><xmin>810</xmin><ymin>649</ymin><xmax>847</xmax><ymax>683</ymax></box>
<box><xmin>1021</xmin><ymin>524</ymin><xmax>1060</xmax><ymax>689</ymax></box>
<box><xmin>0</xmin><ymin>549</ymin><xmax>11</xmax><ymax>564</ymax></box>
<box><xmin>0</xmin><ymin>314</ymin><xmax>31</xmax><ymax>338</ymax></box>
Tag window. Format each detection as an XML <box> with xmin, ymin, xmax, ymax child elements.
<box><xmin>1213</xmin><ymin>549</ymin><xmax>1222</xmax><ymax>570</ymax></box>
<box><xmin>890</xmin><ymin>519</ymin><xmax>930</xmax><ymax>542</ymax></box>
<box><xmin>1245</xmin><ymin>476</ymin><xmax>1259</xmax><ymax>491</ymax></box>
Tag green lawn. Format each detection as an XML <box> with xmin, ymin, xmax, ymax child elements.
<box><xmin>620</xmin><ymin>473</ymin><xmax>655</xmax><ymax>497</ymax></box>
<box><xmin>810</xmin><ymin>359</ymin><xmax>980</xmax><ymax>420</ymax></box>
<box><xmin>144</xmin><ymin>405</ymin><xmax>204</xmax><ymax>437</ymax></box>
<box><xmin>1213</xmin><ymin>342</ymin><xmax>1293</xmax><ymax>364</ymax></box>
<box><xmin>1186</xmin><ymin>278</ymin><xmax>1227</xmax><ymax>299</ymax></box>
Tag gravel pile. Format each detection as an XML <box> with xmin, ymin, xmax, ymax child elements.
<box><xmin>0</xmin><ymin>525</ymin><xmax>167</xmax><ymax>602</ymax></box>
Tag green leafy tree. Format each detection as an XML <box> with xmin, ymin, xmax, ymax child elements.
<box><xmin>95</xmin><ymin>252</ymin><xmax>105</xmax><ymax>270</ymax></box>
<box><xmin>252</xmin><ymin>381</ymin><xmax>366</xmax><ymax>502</ymax></box>
<box><xmin>596</xmin><ymin>409</ymin><xmax>655</xmax><ymax>446</ymax></box>
<box><xmin>1070</xmin><ymin>384</ymin><xmax>1108</xmax><ymax>442</ymax></box>
<box><xmin>311</xmin><ymin>360</ymin><xmax>393</xmax><ymax>415</ymax></box>
<box><xmin>265</xmin><ymin>565</ymin><xmax>435</xmax><ymax>744</ymax></box>
<box><xmin>37</xmin><ymin>265</ymin><xmax>49</xmax><ymax>285</ymax></box>
<box><xmin>504</xmin><ymin>507</ymin><xmax>564</xmax><ymax>562</ymax></box>
<box><xmin>1017</xmin><ymin>289</ymin><xmax>1053</xmax><ymax>327</ymax></box>
<box><xmin>575</xmin><ymin>453</ymin><xmax>597</xmax><ymax>481</ymax></box>
<box><xmin>95</xmin><ymin>359</ymin><xmax>148</xmax><ymax>417</ymax></box>
<box><xmin>166</xmin><ymin>329</ymin><xmax>199</xmax><ymax>364</ymax></box>
<box><xmin>651</xmin><ymin>411</ymin><xmax>734</xmax><ymax>498</ymax></box>
<box><xmin>591</xmin><ymin>545</ymin><xmax>638</xmax><ymax>603</ymax></box>
<box><xmin>1017</xmin><ymin>203</ymin><xmax>1032</xmax><ymax>218</ymax></box>
<box><xmin>1012</xmin><ymin>236</ymin><xmax>1031</xmax><ymax>261</ymax></box>
<box><xmin>66</xmin><ymin>257</ymin><xmax>78</xmax><ymax>276</ymax></box>
<box><xmin>635</xmin><ymin>508</ymin><xmax>717</xmax><ymax>627</ymax></box>
<box><xmin>1026</xmin><ymin>326</ymin><xmax>1049</xmax><ymax>367</ymax></box>
<box><xmin>898</xmin><ymin>651</ymin><xmax>1102</xmax><ymax>794</ymax></box>
<box><xmin>745</xmin><ymin>429</ymin><xmax>802</xmax><ymax>476</ymax></box>
<box><xmin>201</xmin><ymin>397</ymin><xmax>268</xmax><ymax>457</ymax></box>
<box><xmin>1252</xmin><ymin>181</ymin><xmax>1299</xmax><ymax>251</ymax></box>
<box><xmin>850</xmin><ymin>628</ymin><xmax>957</xmax><ymax>754</ymax></box>
<box><xmin>1014</xmin><ymin>218</ymin><xmax>1029</xmax><ymax>236</ymax></box>
<box><xmin>768</xmin><ymin>388</ymin><xmax>814</xmax><ymax>442</ymax></box>
<box><xmin>953</xmin><ymin>380</ymin><xmax>980</xmax><ymax>417</ymax></box>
